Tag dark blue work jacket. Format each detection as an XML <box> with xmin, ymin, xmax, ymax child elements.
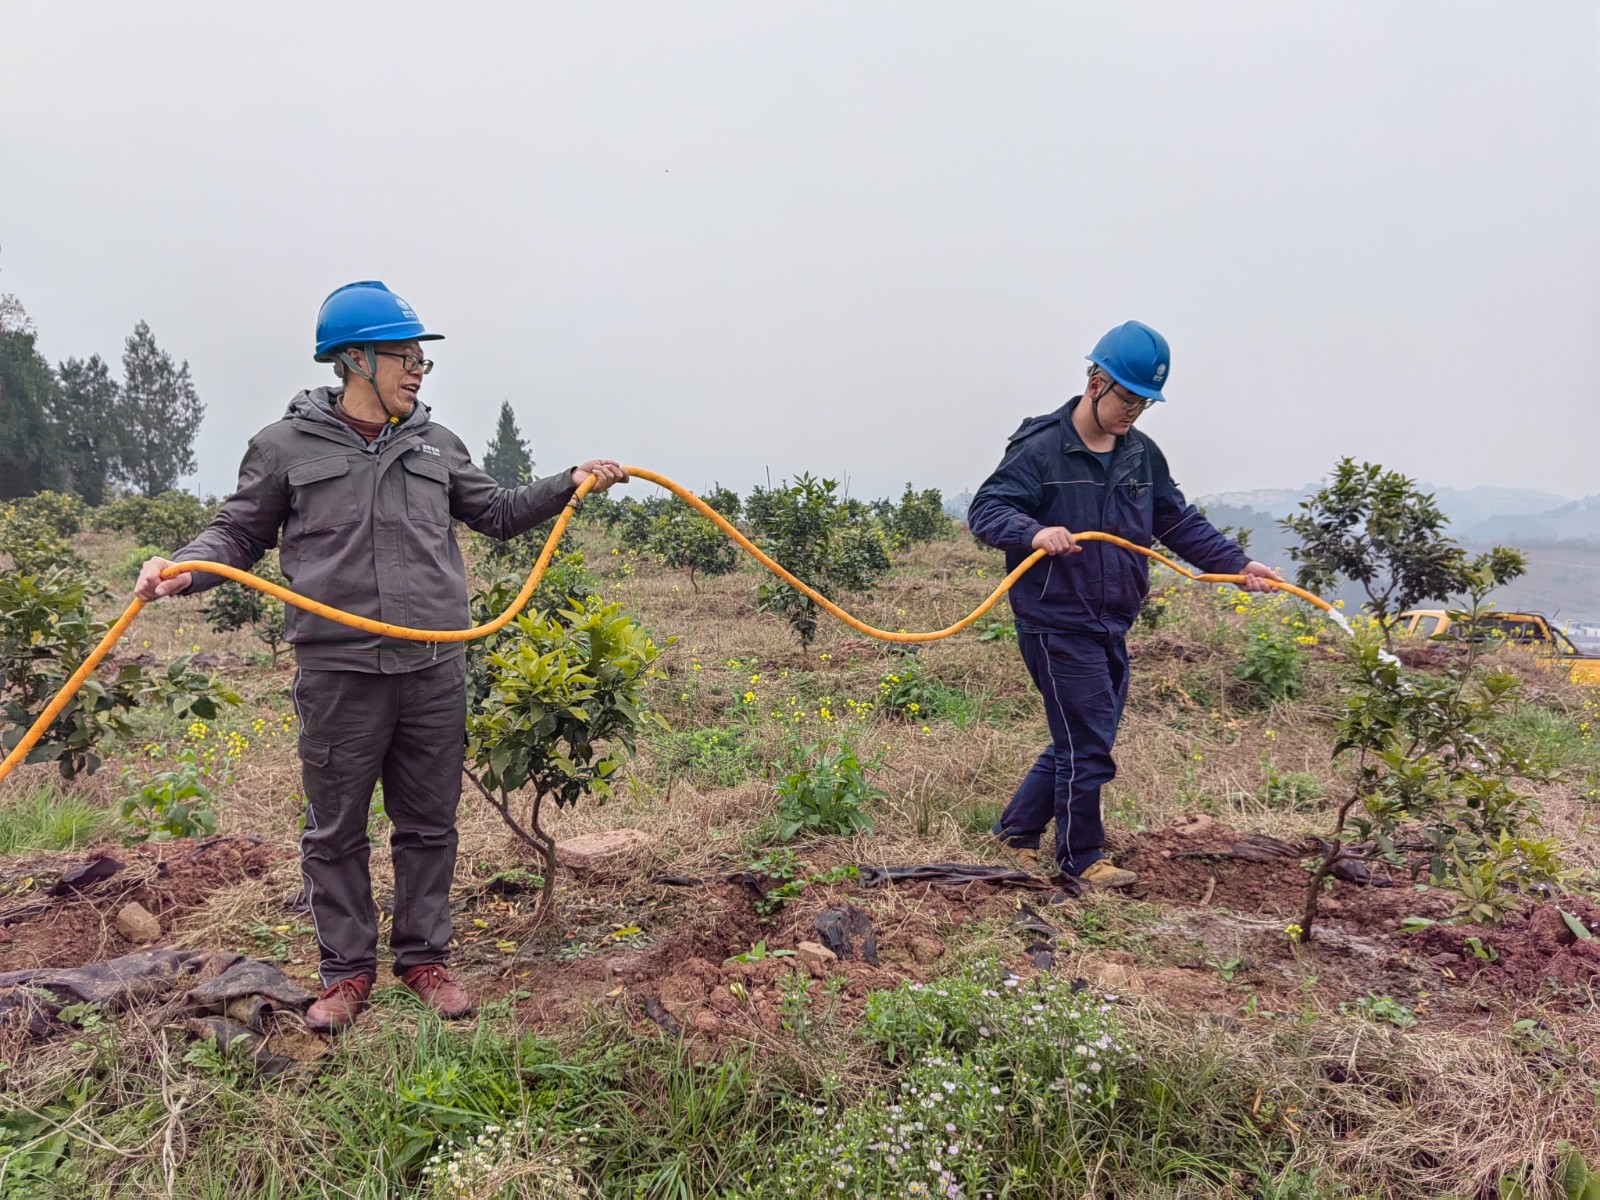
<box><xmin>967</xmin><ymin>396</ymin><xmax>1247</xmax><ymax>637</ymax></box>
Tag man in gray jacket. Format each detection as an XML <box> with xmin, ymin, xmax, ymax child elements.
<box><xmin>135</xmin><ymin>281</ymin><xmax>626</xmax><ymax>1032</ymax></box>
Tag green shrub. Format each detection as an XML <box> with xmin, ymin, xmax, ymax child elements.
<box><xmin>113</xmin><ymin>544</ymin><xmax>167</xmax><ymax>589</ymax></box>
<box><xmin>465</xmin><ymin>596</ymin><xmax>668</xmax><ymax>906</ymax></box>
<box><xmin>1235</xmin><ymin>616</ymin><xmax>1305</xmax><ymax>703</ymax></box>
<box><xmin>647</xmin><ymin>501</ymin><xmax>738</xmax><ymax>590</ymax></box>
<box><xmin>880</xmin><ymin>482</ymin><xmax>956</xmax><ymax>547</ymax></box>
<box><xmin>606</xmin><ymin>495</ymin><xmax>667</xmax><ymax>548</ymax></box>
<box><xmin>466</xmin><ymin>551</ymin><xmax>600</xmax><ymax>710</ymax></box>
<box><xmin>0</xmin><ymin>568</ymin><xmax>238</xmax><ymax>778</ymax></box>
<box><xmin>202</xmin><ymin>551</ymin><xmax>288</xmax><ymax>663</ymax></box>
<box><xmin>6</xmin><ymin>490</ymin><xmax>86</xmax><ymax>537</ymax></box>
<box><xmin>0</xmin><ymin>504</ymin><xmax>83</xmax><ymax>574</ymax></box>
<box><xmin>1280</xmin><ymin>459</ymin><xmax>1525</xmax><ymax>645</ymax></box>
<box><xmin>773</xmin><ymin>739</ymin><xmax>882</xmax><ymax>840</ymax></box>
<box><xmin>119</xmin><ymin>745</ymin><xmax>218</xmax><ymax>842</ymax></box>
<box><xmin>91</xmin><ymin>489</ymin><xmax>219</xmax><ymax>550</ymax></box>
<box><xmin>746</xmin><ymin>473</ymin><xmax>892</xmax><ymax>647</ymax></box>
<box><xmin>656</xmin><ymin>726</ymin><xmax>755</xmax><ymax>787</ymax></box>
<box><xmin>1300</xmin><ymin>581</ymin><xmax>1567</xmax><ymax>940</ymax></box>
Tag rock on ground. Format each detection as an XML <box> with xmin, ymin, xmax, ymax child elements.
<box><xmin>555</xmin><ymin>829</ymin><xmax>651</xmax><ymax>870</ymax></box>
<box><xmin>116</xmin><ymin>902</ymin><xmax>161</xmax><ymax>944</ymax></box>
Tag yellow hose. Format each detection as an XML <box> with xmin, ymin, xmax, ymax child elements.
<box><xmin>0</xmin><ymin>467</ymin><xmax>1329</xmax><ymax>783</ymax></box>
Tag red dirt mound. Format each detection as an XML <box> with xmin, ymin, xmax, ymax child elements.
<box><xmin>1405</xmin><ymin>900</ymin><xmax>1600</xmax><ymax>999</ymax></box>
<box><xmin>0</xmin><ymin>837</ymin><xmax>277</xmax><ymax>972</ymax></box>
<box><xmin>1125</xmin><ymin>821</ymin><xmax>1453</xmax><ymax>935</ymax></box>
<box><xmin>513</xmin><ymin>879</ymin><xmax>1014</xmax><ymax>1040</ymax></box>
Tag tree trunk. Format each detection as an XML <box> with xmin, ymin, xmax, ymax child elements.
<box><xmin>1299</xmin><ymin>840</ymin><xmax>1341</xmax><ymax>942</ymax></box>
<box><xmin>1301</xmin><ymin>789</ymin><xmax>1363</xmax><ymax>941</ymax></box>
<box><xmin>463</xmin><ymin>767</ymin><xmax>558</xmax><ymax>921</ymax></box>
<box><xmin>527</xmin><ymin>789</ymin><xmax>558</xmax><ymax>916</ymax></box>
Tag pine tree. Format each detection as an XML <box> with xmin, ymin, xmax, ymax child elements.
<box><xmin>0</xmin><ymin>307</ymin><xmax>64</xmax><ymax>500</ymax></box>
<box><xmin>116</xmin><ymin>320</ymin><xmax>204</xmax><ymax>497</ymax></box>
<box><xmin>483</xmin><ymin>400</ymin><xmax>533</xmax><ymax>488</ymax></box>
<box><xmin>50</xmin><ymin>355</ymin><xmax>121</xmax><ymax>505</ymax></box>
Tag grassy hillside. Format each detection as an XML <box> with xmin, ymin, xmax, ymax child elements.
<box><xmin>1</xmin><ymin>518</ymin><xmax>1599</xmax><ymax>1198</ymax></box>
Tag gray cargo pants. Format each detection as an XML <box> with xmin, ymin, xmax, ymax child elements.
<box><xmin>292</xmin><ymin>657</ymin><xmax>467</xmax><ymax>985</ymax></box>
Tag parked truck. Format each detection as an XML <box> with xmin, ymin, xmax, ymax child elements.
<box><xmin>1395</xmin><ymin>609</ymin><xmax>1600</xmax><ymax>685</ymax></box>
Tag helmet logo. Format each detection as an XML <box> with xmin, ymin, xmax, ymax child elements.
<box><xmin>1153</xmin><ymin>362</ymin><xmax>1167</xmax><ymax>381</ymax></box>
<box><xmin>396</xmin><ymin>299</ymin><xmax>417</xmax><ymax>319</ymax></box>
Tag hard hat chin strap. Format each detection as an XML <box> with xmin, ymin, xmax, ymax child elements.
<box><xmin>337</xmin><ymin>345</ymin><xmax>402</xmax><ymax>423</ymax></box>
<box><xmin>1087</xmin><ymin>370</ymin><xmax>1115</xmax><ymax>438</ymax></box>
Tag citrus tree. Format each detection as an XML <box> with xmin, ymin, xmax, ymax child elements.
<box><xmin>646</xmin><ymin>500</ymin><xmax>738</xmax><ymax>591</ymax></box>
<box><xmin>464</xmin><ymin>596</ymin><xmax>668</xmax><ymax>911</ymax></box>
<box><xmin>745</xmin><ymin>473</ymin><xmax>891</xmax><ymax>647</ymax></box>
<box><xmin>202</xmin><ymin>551</ymin><xmax>288</xmax><ymax>664</ymax></box>
<box><xmin>1280</xmin><ymin>459</ymin><xmax>1524</xmax><ymax>646</ymax></box>
<box><xmin>0</xmin><ymin>568</ymin><xmax>238</xmax><ymax>778</ymax></box>
<box><xmin>1298</xmin><ymin>561</ymin><xmax>1560</xmax><ymax>942</ymax></box>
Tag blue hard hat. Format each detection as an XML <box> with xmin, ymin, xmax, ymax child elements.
<box><xmin>1086</xmin><ymin>320</ymin><xmax>1170</xmax><ymax>401</ymax></box>
<box><xmin>313</xmin><ymin>281</ymin><xmax>444</xmax><ymax>362</ymax></box>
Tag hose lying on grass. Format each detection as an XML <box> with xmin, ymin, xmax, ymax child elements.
<box><xmin>0</xmin><ymin>467</ymin><xmax>1346</xmax><ymax>784</ymax></box>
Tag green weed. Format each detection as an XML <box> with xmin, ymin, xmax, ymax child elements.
<box><xmin>773</xmin><ymin>740</ymin><xmax>882</xmax><ymax>840</ymax></box>
<box><xmin>0</xmin><ymin>782</ymin><xmax>109</xmax><ymax>854</ymax></box>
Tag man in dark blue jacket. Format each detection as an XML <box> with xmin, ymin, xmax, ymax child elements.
<box><xmin>967</xmin><ymin>320</ymin><xmax>1281</xmax><ymax>889</ymax></box>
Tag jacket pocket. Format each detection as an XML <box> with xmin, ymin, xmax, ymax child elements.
<box><xmin>402</xmin><ymin>454</ymin><xmax>451</xmax><ymax>526</ymax></box>
<box><xmin>287</xmin><ymin>456</ymin><xmax>359</xmax><ymax>533</ymax></box>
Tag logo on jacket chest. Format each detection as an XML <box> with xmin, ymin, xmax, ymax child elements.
<box><xmin>417</xmin><ymin>444</ymin><xmax>442</xmax><ymax>457</ymax></box>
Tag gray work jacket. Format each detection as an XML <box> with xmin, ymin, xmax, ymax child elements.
<box><xmin>171</xmin><ymin>387</ymin><xmax>576</xmax><ymax>673</ymax></box>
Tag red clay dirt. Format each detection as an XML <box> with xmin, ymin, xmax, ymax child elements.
<box><xmin>511</xmin><ymin>879</ymin><xmax>1016</xmax><ymax>1041</ymax></box>
<box><xmin>0</xmin><ymin>837</ymin><xmax>277</xmax><ymax>972</ymax></box>
<box><xmin>1405</xmin><ymin>899</ymin><xmax>1600</xmax><ymax>999</ymax></box>
<box><xmin>1125</xmin><ymin>819</ymin><xmax>1600</xmax><ymax>1008</ymax></box>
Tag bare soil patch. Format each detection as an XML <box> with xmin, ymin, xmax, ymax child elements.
<box><xmin>0</xmin><ymin>837</ymin><xmax>277</xmax><ymax>972</ymax></box>
<box><xmin>1124</xmin><ymin>818</ymin><xmax>1600</xmax><ymax>1011</ymax></box>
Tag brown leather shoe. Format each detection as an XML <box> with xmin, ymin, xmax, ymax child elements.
<box><xmin>305</xmin><ymin>974</ymin><xmax>373</xmax><ymax>1034</ymax></box>
<box><xmin>401</xmin><ymin>963</ymin><xmax>474</xmax><ymax>1018</ymax></box>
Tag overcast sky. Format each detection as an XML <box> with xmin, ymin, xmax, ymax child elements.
<box><xmin>3</xmin><ymin>1</ymin><xmax>1596</xmax><ymax>506</ymax></box>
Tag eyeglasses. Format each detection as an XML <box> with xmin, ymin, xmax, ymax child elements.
<box><xmin>375</xmin><ymin>351</ymin><xmax>434</xmax><ymax>375</ymax></box>
<box><xmin>1106</xmin><ymin>384</ymin><xmax>1154</xmax><ymax>417</ymax></box>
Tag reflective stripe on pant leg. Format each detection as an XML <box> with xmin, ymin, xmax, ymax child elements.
<box><xmin>1036</xmin><ymin>632</ymin><xmax>1082</xmax><ymax>872</ymax></box>
<box><xmin>1033</xmin><ymin>632</ymin><xmax>1120</xmax><ymax>875</ymax></box>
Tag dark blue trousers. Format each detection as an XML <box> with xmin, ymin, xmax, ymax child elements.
<box><xmin>997</xmin><ymin>630</ymin><xmax>1130</xmax><ymax>875</ymax></box>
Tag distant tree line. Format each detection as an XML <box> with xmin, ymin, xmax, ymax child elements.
<box><xmin>0</xmin><ymin>292</ymin><xmax>204</xmax><ymax>503</ymax></box>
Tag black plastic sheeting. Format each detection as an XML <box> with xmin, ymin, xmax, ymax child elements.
<box><xmin>0</xmin><ymin>948</ymin><xmax>317</xmax><ymax>1074</ymax></box>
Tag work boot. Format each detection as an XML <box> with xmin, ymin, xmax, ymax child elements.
<box><xmin>990</xmin><ymin>821</ymin><xmax>1042</xmax><ymax>869</ymax></box>
<box><xmin>305</xmin><ymin>974</ymin><xmax>374</xmax><ymax>1034</ymax></box>
<box><xmin>1072</xmin><ymin>860</ymin><xmax>1139</xmax><ymax>890</ymax></box>
<box><xmin>401</xmin><ymin>964</ymin><xmax>474</xmax><ymax>1019</ymax></box>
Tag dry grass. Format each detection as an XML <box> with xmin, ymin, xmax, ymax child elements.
<box><xmin>5</xmin><ymin>523</ymin><xmax>1600</xmax><ymax>1195</ymax></box>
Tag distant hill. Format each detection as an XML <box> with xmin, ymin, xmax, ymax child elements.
<box><xmin>1198</xmin><ymin>484</ymin><xmax>1574</xmax><ymax>530</ymax></box>
<box><xmin>1463</xmin><ymin>494</ymin><xmax>1600</xmax><ymax>545</ymax></box>
<box><xmin>1193</xmin><ymin>487</ymin><xmax>1315</xmax><ymax>519</ymax></box>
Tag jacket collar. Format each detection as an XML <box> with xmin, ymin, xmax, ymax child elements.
<box><xmin>286</xmin><ymin>386</ymin><xmax>433</xmax><ymax>448</ymax></box>
<box><xmin>1061</xmin><ymin>396</ymin><xmax>1145</xmax><ymax>482</ymax></box>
